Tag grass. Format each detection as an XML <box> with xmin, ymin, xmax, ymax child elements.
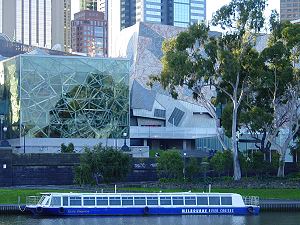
<box><xmin>0</xmin><ymin>189</ymin><xmax>81</xmax><ymax>205</ymax></box>
<box><xmin>118</xmin><ymin>187</ymin><xmax>300</xmax><ymax>200</ymax></box>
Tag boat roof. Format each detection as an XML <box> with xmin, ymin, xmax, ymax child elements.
<box><xmin>39</xmin><ymin>192</ymin><xmax>240</xmax><ymax>196</ymax></box>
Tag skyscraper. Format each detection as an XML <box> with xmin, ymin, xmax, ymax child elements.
<box><xmin>118</xmin><ymin>0</ymin><xmax>206</xmax><ymax>29</ymax></box>
<box><xmin>280</xmin><ymin>0</ymin><xmax>300</xmax><ymax>21</ymax></box>
<box><xmin>80</xmin><ymin>0</ymin><xmax>98</xmax><ymax>11</ymax></box>
<box><xmin>0</xmin><ymin>0</ymin><xmax>71</xmax><ymax>51</ymax></box>
<box><xmin>108</xmin><ymin>0</ymin><xmax>206</xmax><ymax>55</ymax></box>
<box><xmin>71</xmin><ymin>10</ymin><xmax>108</xmax><ymax>57</ymax></box>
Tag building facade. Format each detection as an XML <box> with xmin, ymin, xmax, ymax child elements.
<box><xmin>280</xmin><ymin>0</ymin><xmax>300</xmax><ymax>21</ymax></box>
<box><xmin>112</xmin><ymin>22</ymin><xmax>217</xmax><ymax>152</ymax></box>
<box><xmin>0</xmin><ymin>54</ymin><xmax>129</xmax><ymax>151</ymax></box>
<box><xmin>71</xmin><ymin>10</ymin><xmax>108</xmax><ymax>57</ymax></box>
<box><xmin>118</xmin><ymin>0</ymin><xmax>206</xmax><ymax>29</ymax></box>
<box><xmin>80</xmin><ymin>0</ymin><xmax>98</xmax><ymax>11</ymax></box>
<box><xmin>108</xmin><ymin>0</ymin><xmax>206</xmax><ymax>55</ymax></box>
<box><xmin>0</xmin><ymin>0</ymin><xmax>71</xmax><ymax>51</ymax></box>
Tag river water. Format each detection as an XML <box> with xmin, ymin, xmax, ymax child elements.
<box><xmin>0</xmin><ymin>213</ymin><xmax>299</xmax><ymax>225</ymax></box>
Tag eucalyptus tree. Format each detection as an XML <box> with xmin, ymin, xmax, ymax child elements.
<box><xmin>238</xmin><ymin>12</ymin><xmax>300</xmax><ymax>177</ymax></box>
<box><xmin>150</xmin><ymin>0</ymin><xmax>267</xmax><ymax>180</ymax></box>
<box><xmin>261</xmin><ymin>14</ymin><xmax>300</xmax><ymax>177</ymax></box>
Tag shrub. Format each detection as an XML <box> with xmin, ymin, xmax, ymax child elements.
<box><xmin>74</xmin><ymin>144</ymin><xmax>131</xmax><ymax>185</ymax></box>
<box><xmin>157</xmin><ymin>150</ymin><xmax>183</xmax><ymax>180</ymax></box>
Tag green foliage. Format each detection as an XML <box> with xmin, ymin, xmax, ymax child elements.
<box><xmin>157</xmin><ymin>150</ymin><xmax>183</xmax><ymax>180</ymax></box>
<box><xmin>210</xmin><ymin>150</ymin><xmax>233</xmax><ymax>177</ymax></box>
<box><xmin>186</xmin><ymin>157</ymin><xmax>200</xmax><ymax>180</ymax></box>
<box><xmin>74</xmin><ymin>144</ymin><xmax>132</xmax><ymax>185</ymax></box>
<box><xmin>61</xmin><ymin>143</ymin><xmax>75</xmax><ymax>153</ymax></box>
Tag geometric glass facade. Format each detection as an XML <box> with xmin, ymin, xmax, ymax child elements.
<box><xmin>1</xmin><ymin>55</ymin><xmax>129</xmax><ymax>139</ymax></box>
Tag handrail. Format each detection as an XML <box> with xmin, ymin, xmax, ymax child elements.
<box><xmin>243</xmin><ymin>196</ymin><xmax>259</xmax><ymax>206</ymax></box>
<box><xmin>26</xmin><ymin>196</ymin><xmax>40</xmax><ymax>206</ymax></box>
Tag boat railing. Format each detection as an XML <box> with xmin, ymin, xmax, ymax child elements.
<box><xmin>26</xmin><ymin>196</ymin><xmax>40</xmax><ymax>206</ymax></box>
<box><xmin>242</xmin><ymin>196</ymin><xmax>259</xmax><ymax>206</ymax></box>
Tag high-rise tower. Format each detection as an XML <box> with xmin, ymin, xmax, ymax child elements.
<box><xmin>280</xmin><ymin>0</ymin><xmax>300</xmax><ymax>21</ymax></box>
<box><xmin>0</xmin><ymin>0</ymin><xmax>71</xmax><ymax>51</ymax></box>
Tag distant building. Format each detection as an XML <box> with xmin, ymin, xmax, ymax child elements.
<box><xmin>113</xmin><ymin>22</ymin><xmax>219</xmax><ymax>152</ymax></box>
<box><xmin>80</xmin><ymin>0</ymin><xmax>98</xmax><ymax>11</ymax></box>
<box><xmin>0</xmin><ymin>0</ymin><xmax>71</xmax><ymax>51</ymax></box>
<box><xmin>280</xmin><ymin>0</ymin><xmax>300</xmax><ymax>21</ymax></box>
<box><xmin>71</xmin><ymin>10</ymin><xmax>108</xmax><ymax>57</ymax></box>
<box><xmin>108</xmin><ymin>0</ymin><xmax>206</xmax><ymax>55</ymax></box>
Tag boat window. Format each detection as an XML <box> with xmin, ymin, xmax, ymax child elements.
<box><xmin>197</xmin><ymin>196</ymin><xmax>208</xmax><ymax>205</ymax></box>
<box><xmin>221</xmin><ymin>197</ymin><xmax>232</xmax><ymax>205</ymax></box>
<box><xmin>122</xmin><ymin>197</ymin><xmax>133</xmax><ymax>205</ymax></box>
<box><xmin>83</xmin><ymin>197</ymin><xmax>95</xmax><ymax>206</ymax></box>
<box><xmin>172</xmin><ymin>197</ymin><xmax>184</xmax><ymax>205</ymax></box>
<box><xmin>134</xmin><ymin>197</ymin><xmax>146</xmax><ymax>205</ymax></box>
<box><xmin>109</xmin><ymin>197</ymin><xmax>121</xmax><ymax>205</ymax></box>
<box><xmin>70</xmin><ymin>197</ymin><xmax>82</xmax><ymax>206</ymax></box>
<box><xmin>160</xmin><ymin>197</ymin><xmax>171</xmax><ymax>205</ymax></box>
<box><xmin>185</xmin><ymin>196</ymin><xmax>196</xmax><ymax>205</ymax></box>
<box><xmin>209</xmin><ymin>197</ymin><xmax>220</xmax><ymax>205</ymax></box>
<box><xmin>50</xmin><ymin>197</ymin><xmax>61</xmax><ymax>206</ymax></box>
<box><xmin>63</xmin><ymin>196</ymin><xmax>69</xmax><ymax>206</ymax></box>
<box><xmin>45</xmin><ymin>198</ymin><xmax>50</xmax><ymax>206</ymax></box>
<box><xmin>96</xmin><ymin>197</ymin><xmax>108</xmax><ymax>206</ymax></box>
<box><xmin>147</xmin><ymin>197</ymin><xmax>158</xmax><ymax>205</ymax></box>
<box><xmin>38</xmin><ymin>195</ymin><xmax>46</xmax><ymax>205</ymax></box>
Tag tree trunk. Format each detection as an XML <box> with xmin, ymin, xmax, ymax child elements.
<box><xmin>232</xmin><ymin>107</ymin><xmax>241</xmax><ymax>181</ymax></box>
<box><xmin>277</xmin><ymin>154</ymin><xmax>285</xmax><ymax>177</ymax></box>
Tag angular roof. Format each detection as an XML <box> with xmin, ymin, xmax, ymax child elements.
<box><xmin>131</xmin><ymin>80</ymin><xmax>156</xmax><ymax>111</ymax></box>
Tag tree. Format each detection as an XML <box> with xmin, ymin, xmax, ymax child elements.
<box><xmin>151</xmin><ymin>0</ymin><xmax>267</xmax><ymax>180</ymax></box>
<box><xmin>74</xmin><ymin>144</ymin><xmax>131</xmax><ymax>185</ymax></box>
<box><xmin>242</xmin><ymin>13</ymin><xmax>300</xmax><ymax>177</ymax></box>
<box><xmin>157</xmin><ymin>150</ymin><xmax>183</xmax><ymax>180</ymax></box>
<box><xmin>210</xmin><ymin>150</ymin><xmax>233</xmax><ymax>177</ymax></box>
<box><xmin>61</xmin><ymin>143</ymin><xmax>75</xmax><ymax>153</ymax></box>
<box><xmin>186</xmin><ymin>157</ymin><xmax>201</xmax><ymax>180</ymax></box>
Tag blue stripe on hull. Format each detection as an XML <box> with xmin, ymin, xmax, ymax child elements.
<box><xmin>27</xmin><ymin>206</ymin><xmax>260</xmax><ymax>216</ymax></box>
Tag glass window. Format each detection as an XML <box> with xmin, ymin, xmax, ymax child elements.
<box><xmin>172</xmin><ymin>197</ymin><xmax>184</xmax><ymax>205</ymax></box>
<box><xmin>185</xmin><ymin>196</ymin><xmax>196</xmax><ymax>205</ymax></box>
<box><xmin>70</xmin><ymin>197</ymin><xmax>82</xmax><ymax>206</ymax></box>
<box><xmin>160</xmin><ymin>197</ymin><xmax>171</xmax><ymax>205</ymax></box>
<box><xmin>122</xmin><ymin>197</ymin><xmax>133</xmax><ymax>205</ymax></box>
<box><xmin>174</xmin><ymin>2</ymin><xmax>190</xmax><ymax>23</ymax></box>
<box><xmin>50</xmin><ymin>197</ymin><xmax>61</xmax><ymax>206</ymax></box>
<box><xmin>209</xmin><ymin>197</ymin><xmax>220</xmax><ymax>205</ymax></box>
<box><xmin>97</xmin><ymin>197</ymin><xmax>108</xmax><ymax>206</ymax></box>
<box><xmin>109</xmin><ymin>197</ymin><xmax>121</xmax><ymax>205</ymax></box>
<box><xmin>147</xmin><ymin>197</ymin><xmax>158</xmax><ymax>205</ymax></box>
<box><xmin>134</xmin><ymin>197</ymin><xmax>146</xmax><ymax>205</ymax></box>
<box><xmin>83</xmin><ymin>197</ymin><xmax>95</xmax><ymax>206</ymax></box>
<box><xmin>63</xmin><ymin>196</ymin><xmax>68</xmax><ymax>206</ymax></box>
<box><xmin>197</xmin><ymin>197</ymin><xmax>208</xmax><ymax>205</ymax></box>
<box><xmin>221</xmin><ymin>197</ymin><xmax>232</xmax><ymax>205</ymax></box>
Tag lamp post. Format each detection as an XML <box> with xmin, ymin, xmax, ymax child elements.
<box><xmin>3</xmin><ymin>126</ymin><xmax>7</xmax><ymax>140</ymax></box>
<box><xmin>22</xmin><ymin>124</ymin><xmax>26</xmax><ymax>154</ymax></box>
<box><xmin>121</xmin><ymin>132</ymin><xmax>129</xmax><ymax>152</ymax></box>
<box><xmin>183</xmin><ymin>152</ymin><xmax>187</xmax><ymax>181</ymax></box>
<box><xmin>0</xmin><ymin>114</ymin><xmax>4</xmax><ymax>141</ymax></box>
<box><xmin>123</xmin><ymin>132</ymin><xmax>127</xmax><ymax>146</ymax></box>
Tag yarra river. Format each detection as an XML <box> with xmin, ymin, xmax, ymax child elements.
<box><xmin>0</xmin><ymin>213</ymin><xmax>300</xmax><ymax>225</ymax></box>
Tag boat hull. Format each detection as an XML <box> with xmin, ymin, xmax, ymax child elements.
<box><xmin>27</xmin><ymin>206</ymin><xmax>260</xmax><ymax>216</ymax></box>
